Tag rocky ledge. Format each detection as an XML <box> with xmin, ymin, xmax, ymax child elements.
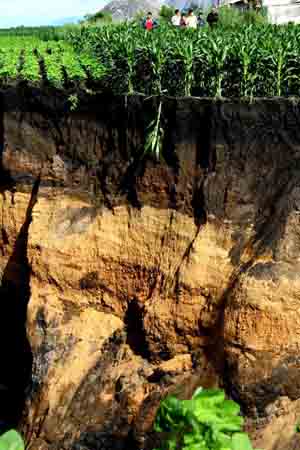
<box><xmin>0</xmin><ymin>92</ymin><xmax>300</xmax><ymax>450</ymax></box>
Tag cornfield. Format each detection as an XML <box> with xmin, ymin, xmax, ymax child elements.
<box><xmin>1</xmin><ymin>20</ymin><xmax>300</xmax><ymax>97</ymax></box>
<box><xmin>67</xmin><ymin>22</ymin><xmax>300</xmax><ymax>98</ymax></box>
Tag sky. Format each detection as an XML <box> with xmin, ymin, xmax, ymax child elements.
<box><xmin>0</xmin><ymin>0</ymin><xmax>107</xmax><ymax>27</ymax></box>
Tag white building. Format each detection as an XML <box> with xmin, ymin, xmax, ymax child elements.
<box><xmin>264</xmin><ymin>0</ymin><xmax>300</xmax><ymax>23</ymax></box>
<box><xmin>220</xmin><ymin>0</ymin><xmax>300</xmax><ymax>23</ymax></box>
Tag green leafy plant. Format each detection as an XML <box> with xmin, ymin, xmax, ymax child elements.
<box><xmin>153</xmin><ymin>387</ymin><xmax>262</xmax><ymax>450</ymax></box>
<box><xmin>20</xmin><ymin>46</ymin><xmax>41</xmax><ymax>84</ymax></box>
<box><xmin>0</xmin><ymin>430</ymin><xmax>25</xmax><ymax>450</ymax></box>
<box><xmin>68</xmin><ymin>93</ymin><xmax>79</xmax><ymax>111</ymax></box>
<box><xmin>144</xmin><ymin>100</ymin><xmax>164</xmax><ymax>160</ymax></box>
<box><xmin>38</xmin><ymin>43</ymin><xmax>64</xmax><ymax>88</ymax></box>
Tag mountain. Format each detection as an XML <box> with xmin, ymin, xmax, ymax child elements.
<box><xmin>183</xmin><ymin>0</ymin><xmax>214</xmax><ymax>9</ymax></box>
<box><xmin>100</xmin><ymin>0</ymin><xmax>214</xmax><ymax>21</ymax></box>
<box><xmin>101</xmin><ymin>0</ymin><xmax>162</xmax><ymax>20</ymax></box>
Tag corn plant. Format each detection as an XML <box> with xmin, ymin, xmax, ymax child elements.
<box><xmin>0</xmin><ymin>47</ymin><xmax>20</xmax><ymax>82</ymax></box>
<box><xmin>175</xmin><ymin>39</ymin><xmax>195</xmax><ymax>96</ymax></box>
<box><xmin>37</xmin><ymin>42</ymin><xmax>64</xmax><ymax>87</ymax></box>
<box><xmin>19</xmin><ymin>47</ymin><xmax>41</xmax><ymax>83</ymax></box>
<box><xmin>42</xmin><ymin>53</ymin><xmax>64</xmax><ymax>87</ymax></box>
<box><xmin>261</xmin><ymin>38</ymin><xmax>296</xmax><ymax>96</ymax></box>
<box><xmin>144</xmin><ymin>100</ymin><xmax>164</xmax><ymax>160</ymax></box>
<box><xmin>61</xmin><ymin>46</ymin><xmax>87</xmax><ymax>84</ymax></box>
<box><xmin>115</xmin><ymin>30</ymin><xmax>136</xmax><ymax>94</ymax></box>
<box><xmin>79</xmin><ymin>54</ymin><xmax>106</xmax><ymax>82</ymax></box>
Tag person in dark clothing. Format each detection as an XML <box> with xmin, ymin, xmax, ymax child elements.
<box><xmin>197</xmin><ymin>10</ymin><xmax>206</xmax><ymax>27</ymax></box>
<box><xmin>180</xmin><ymin>12</ymin><xmax>187</xmax><ymax>27</ymax></box>
<box><xmin>207</xmin><ymin>7</ymin><xmax>219</xmax><ymax>28</ymax></box>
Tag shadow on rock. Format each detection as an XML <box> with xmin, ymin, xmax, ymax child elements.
<box><xmin>0</xmin><ymin>177</ymin><xmax>39</xmax><ymax>431</ymax></box>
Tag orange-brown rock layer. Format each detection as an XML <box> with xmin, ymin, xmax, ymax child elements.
<box><xmin>1</xmin><ymin>94</ymin><xmax>300</xmax><ymax>450</ymax></box>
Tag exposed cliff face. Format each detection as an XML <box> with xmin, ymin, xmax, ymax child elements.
<box><xmin>1</xmin><ymin>93</ymin><xmax>300</xmax><ymax>450</ymax></box>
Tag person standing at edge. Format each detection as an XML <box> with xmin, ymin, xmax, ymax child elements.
<box><xmin>254</xmin><ymin>0</ymin><xmax>262</xmax><ymax>13</ymax></box>
<box><xmin>197</xmin><ymin>10</ymin><xmax>206</xmax><ymax>27</ymax></box>
<box><xmin>180</xmin><ymin>12</ymin><xmax>187</xmax><ymax>27</ymax></box>
<box><xmin>142</xmin><ymin>12</ymin><xmax>158</xmax><ymax>30</ymax></box>
<box><xmin>185</xmin><ymin>8</ymin><xmax>198</xmax><ymax>28</ymax></box>
<box><xmin>207</xmin><ymin>7</ymin><xmax>219</xmax><ymax>28</ymax></box>
<box><xmin>171</xmin><ymin>9</ymin><xmax>181</xmax><ymax>26</ymax></box>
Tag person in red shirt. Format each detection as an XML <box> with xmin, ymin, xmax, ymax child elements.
<box><xmin>142</xmin><ymin>12</ymin><xmax>158</xmax><ymax>30</ymax></box>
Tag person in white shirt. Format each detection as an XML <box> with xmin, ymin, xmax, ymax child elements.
<box><xmin>185</xmin><ymin>9</ymin><xmax>198</xmax><ymax>28</ymax></box>
<box><xmin>171</xmin><ymin>9</ymin><xmax>181</xmax><ymax>26</ymax></box>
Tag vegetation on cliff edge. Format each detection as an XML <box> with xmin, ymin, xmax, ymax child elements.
<box><xmin>0</xmin><ymin>13</ymin><xmax>300</xmax><ymax>97</ymax></box>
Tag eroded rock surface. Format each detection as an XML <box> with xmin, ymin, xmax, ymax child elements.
<box><xmin>1</xmin><ymin>94</ymin><xmax>300</xmax><ymax>450</ymax></box>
